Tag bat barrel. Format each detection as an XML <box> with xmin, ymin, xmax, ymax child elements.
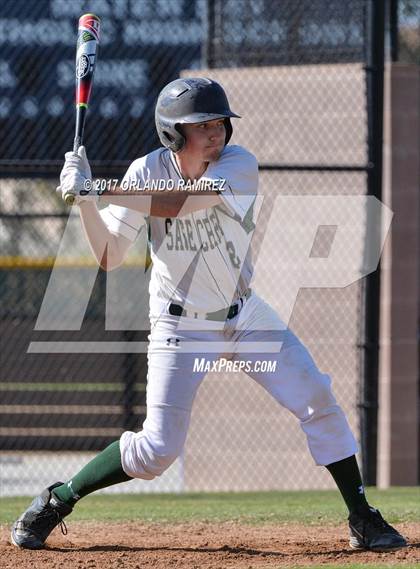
<box><xmin>75</xmin><ymin>15</ymin><xmax>100</xmax><ymax>108</ymax></box>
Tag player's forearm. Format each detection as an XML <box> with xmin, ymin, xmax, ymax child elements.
<box><xmin>175</xmin><ymin>193</ymin><xmax>221</xmax><ymax>216</ymax></box>
<box><xmin>78</xmin><ymin>201</ymin><xmax>128</xmax><ymax>270</ymax></box>
<box><xmin>101</xmin><ymin>192</ymin><xmax>182</xmax><ymax>217</ymax></box>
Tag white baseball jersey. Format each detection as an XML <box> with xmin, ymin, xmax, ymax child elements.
<box><xmin>100</xmin><ymin>145</ymin><xmax>258</xmax><ymax>313</ymax></box>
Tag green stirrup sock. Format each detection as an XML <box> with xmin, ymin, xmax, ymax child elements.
<box><xmin>325</xmin><ymin>455</ymin><xmax>369</xmax><ymax>514</ymax></box>
<box><xmin>52</xmin><ymin>440</ymin><xmax>132</xmax><ymax>507</ymax></box>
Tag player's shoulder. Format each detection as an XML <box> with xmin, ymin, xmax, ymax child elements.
<box><xmin>222</xmin><ymin>144</ymin><xmax>256</xmax><ymax>160</ymax></box>
<box><xmin>128</xmin><ymin>147</ymin><xmax>169</xmax><ymax>174</ymax></box>
<box><xmin>219</xmin><ymin>145</ymin><xmax>258</xmax><ymax>168</ymax></box>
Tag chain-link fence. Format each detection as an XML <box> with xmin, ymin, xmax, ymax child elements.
<box><xmin>1</xmin><ymin>0</ymin><xmax>417</xmax><ymax>496</ymax></box>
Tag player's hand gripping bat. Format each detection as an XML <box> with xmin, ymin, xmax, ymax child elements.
<box><xmin>64</xmin><ymin>13</ymin><xmax>101</xmax><ymax>205</ymax></box>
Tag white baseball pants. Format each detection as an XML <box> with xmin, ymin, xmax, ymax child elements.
<box><xmin>120</xmin><ymin>293</ymin><xmax>358</xmax><ymax>479</ymax></box>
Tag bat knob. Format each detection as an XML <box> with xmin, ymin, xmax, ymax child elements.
<box><xmin>64</xmin><ymin>193</ymin><xmax>76</xmax><ymax>206</ymax></box>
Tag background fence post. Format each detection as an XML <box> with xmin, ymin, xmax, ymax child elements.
<box><xmin>360</xmin><ymin>0</ymin><xmax>386</xmax><ymax>486</ymax></box>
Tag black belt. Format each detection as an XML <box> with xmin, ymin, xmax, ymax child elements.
<box><xmin>168</xmin><ymin>289</ymin><xmax>251</xmax><ymax>321</ymax></box>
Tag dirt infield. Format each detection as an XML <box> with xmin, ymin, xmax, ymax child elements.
<box><xmin>1</xmin><ymin>521</ymin><xmax>419</xmax><ymax>568</ymax></box>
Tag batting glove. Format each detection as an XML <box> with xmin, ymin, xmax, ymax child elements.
<box><xmin>57</xmin><ymin>146</ymin><xmax>98</xmax><ymax>205</ymax></box>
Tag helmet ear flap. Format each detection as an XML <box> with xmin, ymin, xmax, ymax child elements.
<box><xmin>162</xmin><ymin>130</ymin><xmax>174</xmax><ymax>143</ymax></box>
<box><xmin>224</xmin><ymin>118</ymin><xmax>233</xmax><ymax>145</ymax></box>
<box><xmin>172</xmin><ymin>124</ymin><xmax>186</xmax><ymax>153</ymax></box>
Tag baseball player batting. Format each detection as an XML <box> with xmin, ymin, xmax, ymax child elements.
<box><xmin>12</xmin><ymin>78</ymin><xmax>406</xmax><ymax>552</ymax></box>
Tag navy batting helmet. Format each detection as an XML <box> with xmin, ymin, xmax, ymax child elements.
<box><xmin>155</xmin><ymin>77</ymin><xmax>240</xmax><ymax>152</ymax></box>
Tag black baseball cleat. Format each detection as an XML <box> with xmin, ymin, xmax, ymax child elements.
<box><xmin>11</xmin><ymin>482</ymin><xmax>73</xmax><ymax>549</ymax></box>
<box><xmin>348</xmin><ymin>506</ymin><xmax>407</xmax><ymax>552</ymax></box>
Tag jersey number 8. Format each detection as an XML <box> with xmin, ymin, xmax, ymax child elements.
<box><xmin>226</xmin><ymin>240</ymin><xmax>241</xmax><ymax>269</ymax></box>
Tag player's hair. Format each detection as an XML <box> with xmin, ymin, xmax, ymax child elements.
<box><xmin>155</xmin><ymin>77</ymin><xmax>240</xmax><ymax>153</ymax></box>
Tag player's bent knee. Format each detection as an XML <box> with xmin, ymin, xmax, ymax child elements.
<box><xmin>315</xmin><ymin>374</ymin><xmax>337</xmax><ymax>405</ymax></box>
<box><xmin>120</xmin><ymin>429</ymin><xmax>185</xmax><ymax>480</ymax></box>
<box><xmin>300</xmin><ymin>372</ymin><xmax>337</xmax><ymax>420</ymax></box>
<box><xmin>142</xmin><ymin>450</ymin><xmax>180</xmax><ymax>477</ymax></box>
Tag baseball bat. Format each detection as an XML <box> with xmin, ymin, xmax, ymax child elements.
<box><xmin>64</xmin><ymin>13</ymin><xmax>101</xmax><ymax>205</ymax></box>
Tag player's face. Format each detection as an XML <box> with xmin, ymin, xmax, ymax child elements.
<box><xmin>181</xmin><ymin>119</ymin><xmax>226</xmax><ymax>162</ymax></box>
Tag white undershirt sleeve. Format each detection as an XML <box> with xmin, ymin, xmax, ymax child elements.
<box><xmin>100</xmin><ymin>205</ymin><xmax>145</xmax><ymax>242</ymax></box>
<box><xmin>99</xmin><ymin>159</ymin><xmax>147</xmax><ymax>242</ymax></box>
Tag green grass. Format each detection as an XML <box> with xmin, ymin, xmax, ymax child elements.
<box><xmin>297</xmin><ymin>566</ymin><xmax>420</xmax><ymax>569</ymax></box>
<box><xmin>1</xmin><ymin>488</ymin><xmax>418</xmax><ymax>526</ymax></box>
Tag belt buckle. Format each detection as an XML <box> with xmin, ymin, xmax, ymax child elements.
<box><xmin>168</xmin><ymin>303</ymin><xmax>185</xmax><ymax>317</ymax></box>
